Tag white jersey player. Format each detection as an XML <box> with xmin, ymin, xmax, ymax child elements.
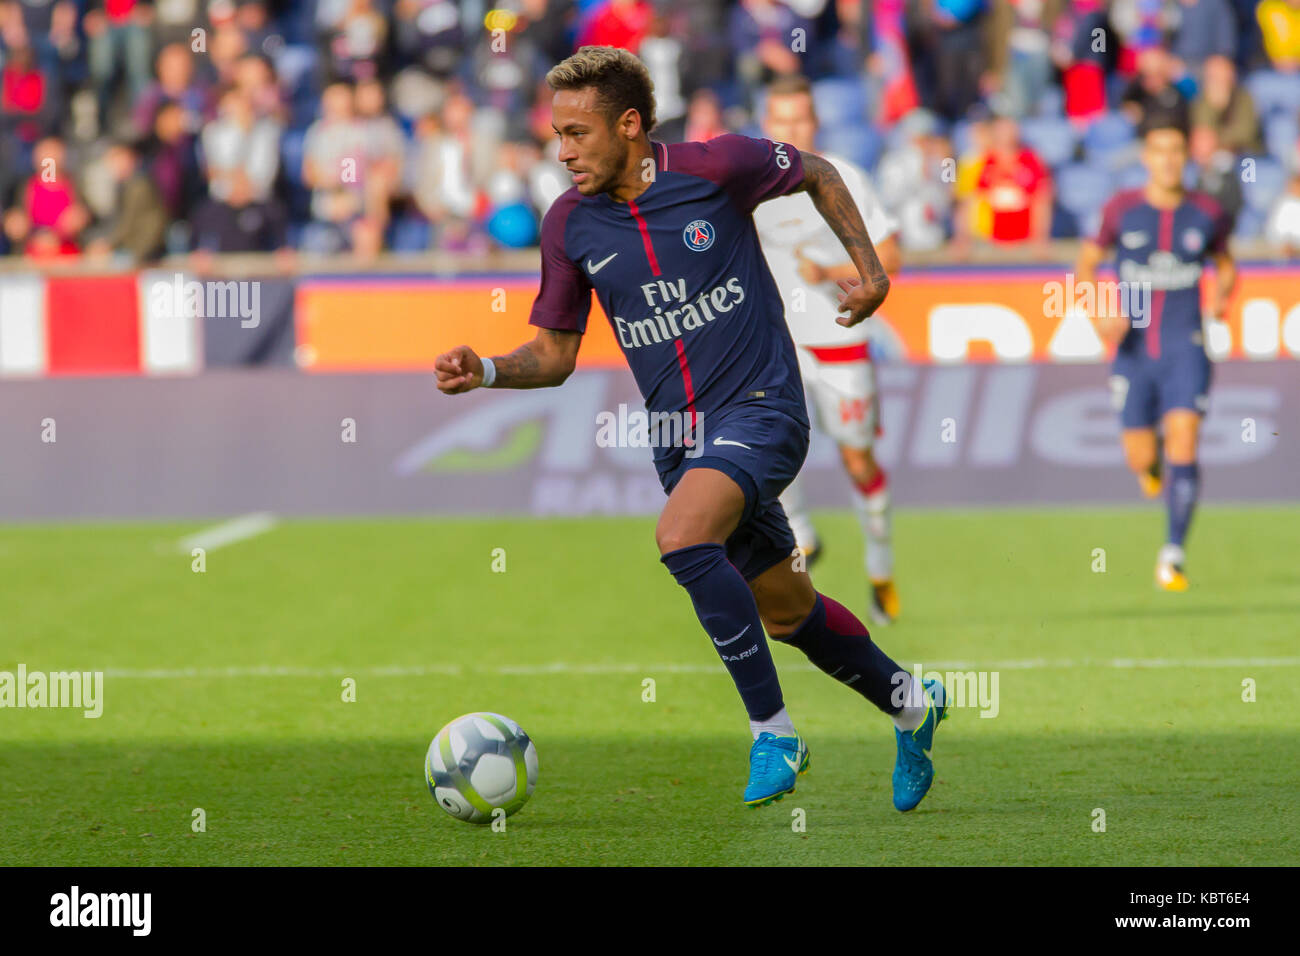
<box><xmin>754</xmin><ymin>75</ymin><xmax>903</xmax><ymax>624</ymax></box>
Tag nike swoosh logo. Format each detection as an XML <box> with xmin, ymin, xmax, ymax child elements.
<box><xmin>714</xmin><ymin>624</ymin><xmax>749</xmax><ymax>647</ymax></box>
<box><xmin>587</xmin><ymin>253</ymin><xmax>618</xmax><ymax>274</ymax></box>
<box><xmin>713</xmin><ymin>437</ymin><xmax>752</xmax><ymax>449</ymax></box>
<box><xmin>783</xmin><ymin>753</ymin><xmax>801</xmax><ymax>772</ymax></box>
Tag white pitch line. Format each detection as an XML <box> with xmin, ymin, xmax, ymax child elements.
<box><xmin>101</xmin><ymin>657</ymin><xmax>1300</xmax><ymax>680</ymax></box>
<box><xmin>177</xmin><ymin>512</ymin><xmax>277</xmax><ymax>553</ymax></box>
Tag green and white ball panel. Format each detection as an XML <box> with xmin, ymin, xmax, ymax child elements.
<box><xmin>426</xmin><ymin>712</ymin><xmax>539</xmax><ymax>824</ymax></box>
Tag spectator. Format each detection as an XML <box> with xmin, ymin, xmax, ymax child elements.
<box><xmin>1265</xmin><ymin>168</ymin><xmax>1300</xmax><ymax>255</ymax></box>
<box><xmin>1172</xmin><ymin>0</ymin><xmax>1239</xmax><ymax>71</ymax></box>
<box><xmin>355</xmin><ymin>77</ymin><xmax>405</xmax><ymax>241</ymax></box>
<box><xmin>1257</xmin><ymin>0</ymin><xmax>1300</xmax><ymax>70</ymax></box>
<box><xmin>910</xmin><ymin>0</ymin><xmax>989</xmax><ymax>122</ymax></box>
<box><xmin>85</xmin><ymin>0</ymin><xmax>154</xmax><ymax>132</ymax></box>
<box><xmin>326</xmin><ymin>0</ymin><xmax>388</xmax><ymax>82</ymax></box>
<box><xmin>3</xmin><ymin>135</ymin><xmax>90</xmax><ymax>257</ymax></box>
<box><xmin>729</xmin><ymin>0</ymin><xmax>806</xmax><ymax>106</ymax></box>
<box><xmin>393</xmin><ymin>0</ymin><xmax>466</xmax><ymax>79</ymax></box>
<box><xmin>973</xmin><ymin>113</ymin><xmax>1052</xmax><ymax>243</ymax></box>
<box><xmin>1121</xmin><ymin>46</ymin><xmax>1192</xmax><ymax>128</ymax></box>
<box><xmin>145</xmin><ymin>100</ymin><xmax>202</xmax><ymax>222</ymax></box>
<box><xmin>192</xmin><ymin>85</ymin><xmax>286</xmax><ymax>252</ymax></box>
<box><xmin>1051</xmin><ymin>0</ymin><xmax>1109</xmax><ymax>127</ymax></box>
<box><xmin>954</xmin><ymin>112</ymin><xmax>995</xmax><ymax>244</ymax></box>
<box><xmin>302</xmin><ymin>81</ymin><xmax>372</xmax><ymax>253</ymax></box>
<box><xmin>1191</xmin><ymin>54</ymin><xmax>1262</xmax><ymax>155</ymax></box>
<box><xmin>132</xmin><ymin>42</ymin><xmax>210</xmax><ymax>141</ymax></box>
<box><xmin>1</xmin><ymin>42</ymin><xmax>56</xmax><ymax>148</ymax></box>
<box><xmin>876</xmin><ymin>107</ymin><xmax>954</xmax><ymax>251</ymax></box>
<box><xmin>578</xmin><ymin>0</ymin><xmax>653</xmax><ymax>53</ymax></box>
<box><xmin>151</xmin><ymin>0</ymin><xmax>205</xmax><ymax>48</ymax></box>
<box><xmin>85</xmin><ymin>140</ymin><xmax>168</xmax><ymax>262</ymax></box>
<box><xmin>639</xmin><ymin>12</ymin><xmax>686</xmax><ymax>142</ymax></box>
<box><xmin>988</xmin><ymin>0</ymin><xmax>1063</xmax><ymax>119</ymax></box>
<box><xmin>5</xmin><ymin>0</ymin><xmax>80</xmax><ymax>83</ymax></box>
<box><xmin>1190</xmin><ymin>124</ymin><xmax>1244</xmax><ymax>226</ymax></box>
<box><xmin>234</xmin><ymin>0</ymin><xmax>274</xmax><ymax>55</ymax></box>
<box><xmin>233</xmin><ymin>52</ymin><xmax>286</xmax><ymax>124</ymax></box>
<box><xmin>683</xmin><ymin>88</ymin><xmax>728</xmax><ymax>143</ymax></box>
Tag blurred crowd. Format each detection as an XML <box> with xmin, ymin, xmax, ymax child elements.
<box><xmin>2</xmin><ymin>0</ymin><xmax>1300</xmax><ymax>263</ymax></box>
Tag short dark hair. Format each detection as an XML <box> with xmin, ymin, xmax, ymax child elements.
<box><xmin>546</xmin><ymin>45</ymin><xmax>656</xmax><ymax>133</ymax></box>
<box><xmin>1139</xmin><ymin>104</ymin><xmax>1190</xmax><ymax>140</ymax></box>
<box><xmin>766</xmin><ymin>74</ymin><xmax>813</xmax><ymax>99</ymax></box>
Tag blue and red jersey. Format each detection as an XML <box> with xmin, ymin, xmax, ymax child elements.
<box><xmin>1093</xmin><ymin>188</ymin><xmax>1231</xmax><ymax>359</ymax></box>
<box><xmin>529</xmin><ymin>134</ymin><xmax>809</xmax><ymax>428</ymax></box>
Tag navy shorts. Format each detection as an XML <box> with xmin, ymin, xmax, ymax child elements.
<box><xmin>1109</xmin><ymin>347</ymin><xmax>1212</xmax><ymax>430</ymax></box>
<box><xmin>655</xmin><ymin>393</ymin><xmax>809</xmax><ymax>582</ymax></box>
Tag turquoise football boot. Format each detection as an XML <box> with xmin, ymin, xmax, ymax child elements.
<box><xmin>892</xmin><ymin>677</ymin><xmax>949</xmax><ymax>812</ymax></box>
<box><xmin>744</xmin><ymin>732</ymin><xmax>810</xmax><ymax>808</ymax></box>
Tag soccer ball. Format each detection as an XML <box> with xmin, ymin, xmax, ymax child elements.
<box><xmin>425</xmin><ymin>712</ymin><xmax>539</xmax><ymax>824</ymax></box>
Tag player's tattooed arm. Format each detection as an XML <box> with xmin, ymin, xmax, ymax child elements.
<box><xmin>793</xmin><ymin>152</ymin><xmax>890</xmax><ymax>326</ymax></box>
<box><xmin>491</xmin><ymin>328</ymin><xmax>582</xmax><ymax>389</ymax></box>
<box><xmin>435</xmin><ymin>329</ymin><xmax>581</xmax><ymax>394</ymax></box>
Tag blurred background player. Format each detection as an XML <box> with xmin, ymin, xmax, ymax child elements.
<box><xmin>1075</xmin><ymin>106</ymin><xmax>1236</xmax><ymax>592</ymax></box>
<box><xmin>755</xmin><ymin>74</ymin><xmax>902</xmax><ymax>625</ymax></box>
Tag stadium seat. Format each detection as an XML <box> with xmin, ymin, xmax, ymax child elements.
<box><xmin>281</xmin><ymin>128</ymin><xmax>306</xmax><ymax>187</ymax></box>
<box><xmin>811</xmin><ymin>77</ymin><xmax>868</xmax><ymax>126</ymax></box>
<box><xmin>1115</xmin><ymin>162</ymin><xmax>1148</xmax><ymax>190</ymax></box>
<box><xmin>1018</xmin><ymin>115</ymin><xmax>1077</xmax><ymax>168</ymax></box>
<box><xmin>819</xmin><ymin>124</ymin><xmax>883</xmax><ymax>173</ymax></box>
<box><xmin>1084</xmin><ymin>111</ymin><xmax>1136</xmax><ymax>152</ymax></box>
<box><xmin>1233</xmin><ymin>205</ymin><xmax>1265</xmax><ymax>239</ymax></box>
<box><xmin>1036</xmin><ymin>86</ymin><xmax>1064</xmax><ymax>117</ymax></box>
<box><xmin>1264</xmin><ymin>113</ymin><xmax>1298</xmax><ymax>167</ymax></box>
<box><xmin>271</xmin><ymin>44</ymin><xmax>318</xmax><ymax>99</ymax></box>
<box><xmin>1242</xmin><ymin>156</ymin><xmax>1287</xmax><ymax>214</ymax></box>
<box><xmin>1056</xmin><ymin>162</ymin><xmax>1112</xmax><ymax>218</ymax></box>
<box><xmin>1245</xmin><ymin>70</ymin><xmax>1300</xmax><ymax>117</ymax></box>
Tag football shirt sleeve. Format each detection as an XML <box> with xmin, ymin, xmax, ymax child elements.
<box><xmin>1093</xmin><ymin>195</ymin><xmax>1123</xmax><ymax>249</ymax></box>
<box><xmin>702</xmin><ymin>133</ymin><xmax>806</xmax><ymax>214</ymax></box>
<box><xmin>528</xmin><ymin>195</ymin><xmax>593</xmax><ymax>334</ymax></box>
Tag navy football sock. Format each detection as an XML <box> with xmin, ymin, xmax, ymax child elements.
<box><xmin>660</xmin><ymin>543</ymin><xmax>784</xmax><ymax>721</ymax></box>
<box><xmin>775</xmin><ymin>593</ymin><xmax>907</xmax><ymax>715</ymax></box>
<box><xmin>1166</xmin><ymin>463</ymin><xmax>1200</xmax><ymax>548</ymax></box>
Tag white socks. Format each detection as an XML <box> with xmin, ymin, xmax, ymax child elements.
<box><xmin>778</xmin><ymin>474</ymin><xmax>818</xmax><ymax>553</ymax></box>
<box><xmin>750</xmin><ymin>706</ymin><xmax>798</xmax><ymax>740</ymax></box>
<box><xmin>890</xmin><ymin>674</ymin><xmax>928</xmax><ymax>732</ymax></box>
<box><xmin>852</xmin><ymin>474</ymin><xmax>893</xmax><ymax>582</ymax></box>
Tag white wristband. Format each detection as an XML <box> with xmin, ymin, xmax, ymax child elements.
<box><xmin>480</xmin><ymin>356</ymin><xmax>496</xmax><ymax>388</ymax></box>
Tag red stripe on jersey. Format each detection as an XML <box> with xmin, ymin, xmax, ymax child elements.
<box><xmin>674</xmin><ymin>338</ymin><xmax>698</xmax><ymax>431</ymax></box>
<box><xmin>1147</xmin><ymin>208</ymin><xmax>1174</xmax><ymax>360</ymax></box>
<box><xmin>806</xmin><ymin>343</ymin><xmax>870</xmax><ymax>363</ymax></box>
<box><xmin>627</xmin><ymin>198</ymin><xmax>661</xmax><ymax>276</ymax></box>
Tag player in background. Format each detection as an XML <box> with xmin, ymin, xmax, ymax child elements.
<box><xmin>1075</xmin><ymin>107</ymin><xmax>1236</xmax><ymax>591</ymax></box>
<box><xmin>436</xmin><ymin>48</ymin><xmax>948</xmax><ymax>812</ymax></box>
<box><xmin>754</xmin><ymin>75</ymin><xmax>903</xmax><ymax>625</ymax></box>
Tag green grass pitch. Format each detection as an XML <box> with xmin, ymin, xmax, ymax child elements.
<box><xmin>2</xmin><ymin>506</ymin><xmax>1297</xmax><ymax>866</ymax></box>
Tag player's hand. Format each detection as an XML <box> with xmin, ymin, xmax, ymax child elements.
<box><xmin>1097</xmin><ymin>311</ymin><xmax>1130</xmax><ymax>346</ymax></box>
<box><xmin>435</xmin><ymin>346</ymin><xmax>485</xmax><ymax>394</ymax></box>
<box><xmin>834</xmin><ymin>275</ymin><xmax>889</xmax><ymax>327</ymax></box>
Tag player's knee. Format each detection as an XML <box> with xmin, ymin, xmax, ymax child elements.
<box><xmin>844</xmin><ymin>451</ymin><xmax>879</xmax><ymax>489</ymax></box>
<box><xmin>654</xmin><ymin>520</ymin><xmax>714</xmax><ymax>556</ymax></box>
<box><xmin>1124</xmin><ymin>447</ymin><xmax>1155</xmax><ymax>474</ymax></box>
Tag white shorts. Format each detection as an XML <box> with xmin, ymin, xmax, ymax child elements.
<box><xmin>795</xmin><ymin>344</ymin><xmax>879</xmax><ymax>450</ymax></box>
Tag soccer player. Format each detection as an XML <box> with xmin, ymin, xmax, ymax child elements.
<box><xmin>435</xmin><ymin>47</ymin><xmax>947</xmax><ymax>811</ymax></box>
<box><xmin>1075</xmin><ymin>107</ymin><xmax>1236</xmax><ymax>591</ymax></box>
<box><xmin>754</xmin><ymin>75</ymin><xmax>903</xmax><ymax>625</ymax></box>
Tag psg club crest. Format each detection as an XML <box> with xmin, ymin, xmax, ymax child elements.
<box><xmin>1182</xmin><ymin>229</ymin><xmax>1204</xmax><ymax>254</ymax></box>
<box><xmin>683</xmin><ymin>219</ymin><xmax>715</xmax><ymax>252</ymax></box>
